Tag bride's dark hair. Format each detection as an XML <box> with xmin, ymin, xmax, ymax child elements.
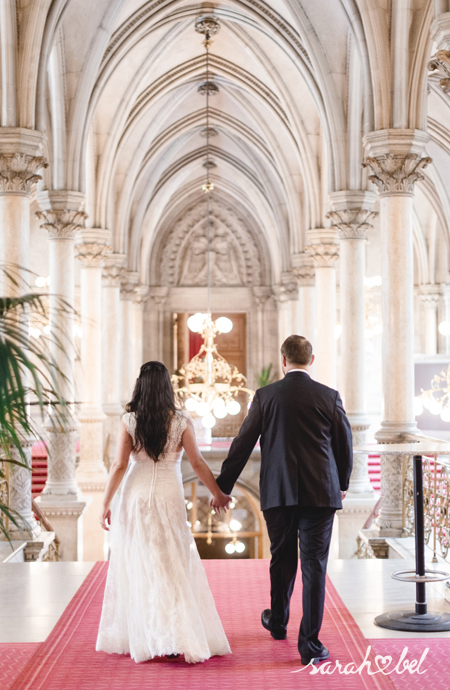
<box><xmin>126</xmin><ymin>361</ymin><xmax>177</xmax><ymax>461</ymax></box>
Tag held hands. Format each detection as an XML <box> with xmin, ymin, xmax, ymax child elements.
<box><xmin>210</xmin><ymin>491</ymin><xmax>232</xmax><ymax>514</ymax></box>
<box><xmin>100</xmin><ymin>504</ymin><xmax>111</xmax><ymax>531</ymax></box>
<box><xmin>341</xmin><ymin>491</ymin><xmax>347</xmax><ymax>500</ymax></box>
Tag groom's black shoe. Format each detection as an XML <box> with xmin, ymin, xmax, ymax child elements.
<box><xmin>300</xmin><ymin>645</ymin><xmax>329</xmax><ymax>665</ymax></box>
<box><xmin>261</xmin><ymin>609</ymin><xmax>287</xmax><ymax>640</ymax></box>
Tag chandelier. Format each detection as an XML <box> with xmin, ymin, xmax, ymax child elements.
<box><xmin>171</xmin><ymin>15</ymin><xmax>254</xmax><ymax>430</ymax></box>
<box><xmin>415</xmin><ymin>364</ymin><xmax>450</xmax><ymax>423</ymax></box>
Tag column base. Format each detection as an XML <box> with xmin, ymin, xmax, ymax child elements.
<box><xmin>347</xmin><ymin>418</ymin><xmax>375</xmax><ymax>495</ymax></box>
<box><xmin>331</xmin><ymin>495</ymin><xmax>379</xmax><ymax>559</ymax></box>
<box><xmin>375</xmin><ymin>421</ymin><xmax>419</xmax><ymax>443</ymax></box>
<box><xmin>34</xmin><ymin>494</ymin><xmax>88</xmax><ymax>561</ymax></box>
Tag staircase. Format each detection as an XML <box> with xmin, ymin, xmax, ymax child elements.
<box><xmin>32</xmin><ymin>441</ymin><xmax>48</xmax><ymax>498</ymax></box>
<box><xmin>368</xmin><ymin>453</ymin><xmax>381</xmax><ymax>492</ymax></box>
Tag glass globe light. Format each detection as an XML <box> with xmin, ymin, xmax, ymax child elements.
<box><xmin>201</xmin><ymin>413</ymin><xmax>216</xmax><ymax>429</ymax></box>
<box><xmin>235</xmin><ymin>541</ymin><xmax>245</xmax><ymax>553</ymax></box>
<box><xmin>229</xmin><ymin>519</ymin><xmax>242</xmax><ymax>532</ymax></box>
<box><xmin>213</xmin><ymin>398</ymin><xmax>227</xmax><ymax>418</ymax></box>
<box><xmin>429</xmin><ymin>399</ymin><xmax>442</xmax><ymax>416</ymax></box>
<box><xmin>441</xmin><ymin>408</ymin><xmax>450</xmax><ymax>423</ymax></box>
<box><xmin>43</xmin><ymin>325</ymin><xmax>51</xmax><ymax>335</ymax></box>
<box><xmin>196</xmin><ymin>401</ymin><xmax>210</xmax><ymax>417</ymax></box>
<box><xmin>439</xmin><ymin>321</ymin><xmax>450</xmax><ymax>336</ymax></box>
<box><xmin>187</xmin><ymin>313</ymin><xmax>207</xmax><ymax>333</ymax></box>
<box><xmin>35</xmin><ymin>276</ymin><xmax>46</xmax><ymax>288</ymax></box>
<box><xmin>414</xmin><ymin>397</ymin><xmax>424</xmax><ymax>417</ymax></box>
<box><xmin>226</xmin><ymin>400</ymin><xmax>241</xmax><ymax>416</ymax></box>
<box><xmin>422</xmin><ymin>397</ymin><xmax>431</xmax><ymax>410</ymax></box>
<box><xmin>225</xmin><ymin>542</ymin><xmax>236</xmax><ymax>554</ymax></box>
<box><xmin>215</xmin><ymin>317</ymin><xmax>233</xmax><ymax>333</ymax></box>
<box><xmin>185</xmin><ymin>397</ymin><xmax>198</xmax><ymax>412</ymax></box>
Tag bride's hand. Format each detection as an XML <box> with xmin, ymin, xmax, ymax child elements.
<box><xmin>100</xmin><ymin>505</ymin><xmax>111</xmax><ymax>531</ymax></box>
<box><xmin>210</xmin><ymin>492</ymin><xmax>232</xmax><ymax>514</ymax></box>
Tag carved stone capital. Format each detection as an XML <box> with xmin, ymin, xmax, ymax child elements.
<box><xmin>362</xmin><ymin>153</ymin><xmax>431</xmax><ymax>196</ymax></box>
<box><xmin>327</xmin><ymin>209</ymin><xmax>376</xmax><ymax>240</ymax></box>
<box><xmin>37</xmin><ymin>208</ymin><xmax>87</xmax><ymax>240</ymax></box>
<box><xmin>147</xmin><ymin>285</ymin><xmax>168</xmax><ymax>307</ymax></box>
<box><xmin>419</xmin><ymin>283</ymin><xmax>440</xmax><ymax>307</ymax></box>
<box><xmin>291</xmin><ymin>252</ymin><xmax>315</xmax><ymax>286</ymax></box>
<box><xmin>134</xmin><ymin>284</ymin><xmax>150</xmax><ymax>305</ymax></box>
<box><xmin>429</xmin><ymin>50</ymin><xmax>450</xmax><ymax>95</ymax></box>
<box><xmin>304</xmin><ymin>229</ymin><xmax>340</xmax><ymax>268</ymax></box>
<box><xmin>252</xmin><ymin>286</ymin><xmax>271</xmax><ymax>307</ymax></box>
<box><xmin>0</xmin><ymin>152</ymin><xmax>48</xmax><ymax>195</ymax></box>
<box><xmin>75</xmin><ymin>229</ymin><xmax>111</xmax><ymax>267</ymax></box>
<box><xmin>120</xmin><ymin>271</ymin><xmax>139</xmax><ymax>301</ymax></box>
<box><xmin>102</xmin><ymin>254</ymin><xmax>127</xmax><ymax>287</ymax></box>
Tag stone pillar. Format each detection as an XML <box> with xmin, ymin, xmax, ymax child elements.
<box><xmin>292</xmin><ymin>253</ymin><xmax>316</xmax><ymax>344</ymax></box>
<box><xmin>252</xmin><ymin>287</ymin><xmax>272</xmax><ymax>378</ymax></box>
<box><xmin>419</xmin><ymin>284</ymin><xmax>440</xmax><ymax>355</ymax></box>
<box><xmin>325</xmin><ymin>193</ymin><xmax>378</xmax><ymax>558</ymax></box>
<box><xmin>75</xmin><ymin>228</ymin><xmax>111</xmax><ymax>560</ymax></box>
<box><xmin>34</xmin><ymin>191</ymin><xmax>87</xmax><ymax>560</ymax></box>
<box><xmin>0</xmin><ymin>129</ymin><xmax>47</xmax><ymax>539</ymax></box>
<box><xmin>273</xmin><ymin>272</ymin><xmax>299</xmax><ymax>344</ymax></box>
<box><xmin>103</xmin><ymin>254</ymin><xmax>126</xmax><ymax>469</ymax></box>
<box><xmin>305</xmin><ymin>229</ymin><xmax>340</xmax><ymax>388</ymax></box>
<box><xmin>363</xmin><ymin>128</ymin><xmax>431</xmax><ymax>535</ymax></box>
<box><xmin>146</xmin><ymin>286</ymin><xmax>168</xmax><ymax>364</ymax></box>
<box><xmin>132</xmin><ymin>284</ymin><xmax>149</xmax><ymax>376</ymax></box>
<box><xmin>120</xmin><ymin>274</ymin><xmax>137</xmax><ymax>405</ymax></box>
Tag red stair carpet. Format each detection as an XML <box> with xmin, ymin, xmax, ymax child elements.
<box><xmin>0</xmin><ymin>644</ymin><xmax>40</xmax><ymax>690</ymax></box>
<box><xmin>9</xmin><ymin>559</ymin><xmax>398</xmax><ymax>690</ymax></box>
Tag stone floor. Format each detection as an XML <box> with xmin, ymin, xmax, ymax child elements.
<box><xmin>1</xmin><ymin>558</ymin><xmax>450</xmax><ymax>643</ymax></box>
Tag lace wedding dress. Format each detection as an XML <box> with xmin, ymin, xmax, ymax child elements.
<box><xmin>96</xmin><ymin>410</ymin><xmax>231</xmax><ymax>664</ymax></box>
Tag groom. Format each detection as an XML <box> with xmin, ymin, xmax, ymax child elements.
<box><xmin>211</xmin><ymin>335</ymin><xmax>353</xmax><ymax>664</ymax></box>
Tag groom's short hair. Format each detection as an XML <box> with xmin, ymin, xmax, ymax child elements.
<box><xmin>281</xmin><ymin>335</ymin><xmax>313</xmax><ymax>366</ymax></box>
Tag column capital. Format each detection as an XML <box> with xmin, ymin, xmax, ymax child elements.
<box><xmin>429</xmin><ymin>50</ymin><xmax>450</xmax><ymax>96</ymax></box>
<box><xmin>304</xmin><ymin>229</ymin><xmax>340</xmax><ymax>267</ymax></box>
<box><xmin>147</xmin><ymin>285</ymin><xmax>168</xmax><ymax>307</ymax></box>
<box><xmin>291</xmin><ymin>252</ymin><xmax>315</xmax><ymax>286</ymax></box>
<box><xmin>252</xmin><ymin>285</ymin><xmax>272</xmax><ymax>307</ymax></box>
<box><xmin>103</xmin><ymin>253</ymin><xmax>127</xmax><ymax>287</ymax></box>
<box><xmin>327</xmin><ymin>209</ymin><xmax>376</xmax><ymax>240</ymax></box>
<box><xmin>362</xmin><ymin>129</ymin><xmax>431</xmax><ymax>196</ymax></box>
<box><xmin>120</xmin><ymin>271</ymin><xmax>139</xmax><ymax>300</ymax></box>
<box><xmin>36</xmin><ymin>190</ymin><xmax>87</xmax><ymax>240</ymax></box>
<box><xmin>75</xmin><ymin>228</ymin><xmax>111</xmax><ymax>267</ymax></box>
<box><xmin>0</xmin><ymin>128</ymin><xmax>47</xmax><ymax>195</ymax></box>
<box><xmin>134</xmin><ymin>284</ymin><xmax>150</xmax><ymax>305</ymax></box>
<box><xmin>419</xmin><ymin>283</ymin><xmax>440</xmax><ymax>306</ymax></box>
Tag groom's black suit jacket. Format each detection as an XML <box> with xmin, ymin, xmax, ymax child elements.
<box><xmin>216</xmin><ymin>371</ymin><xmax>353</xmax><ymax>511</ymax></box>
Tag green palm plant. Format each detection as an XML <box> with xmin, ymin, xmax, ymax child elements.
<box><xmin>0</xmin><ymin>265</ymin><xmax>72</xmax><ymax>542</ymax></box>
<box><xmin>255</xmin><ymin>364</ymin><xmax>277</xmax><ymax>388</ymax></box>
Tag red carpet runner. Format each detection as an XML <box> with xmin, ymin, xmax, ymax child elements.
<box><xmin>10</xmin><ymin>560</ymin><xmax>399</xmax><ymax>690</ymax></box>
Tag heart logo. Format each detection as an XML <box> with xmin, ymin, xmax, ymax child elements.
<box><xmin>375</xmin><ymin>655</ymin><xmax>393</xmax><ymax>672</ymax></box>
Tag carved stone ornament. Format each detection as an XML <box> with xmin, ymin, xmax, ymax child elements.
<box><xmin>133</xmin><ymin>284</ymin><xmax>150</xmax><ymax>305</ymax></box>
<box><xmin>195</xmin><ymin>15</ymin><xmax>221</xmax><ymax>36</ymax></box>
<box><xmin>327</xmin><ymin>209</ymin><xmax>376</xmax><ymax>240</ymax></box>
<box><xmin>0</xmin><ymin>153</ymin><xmax>48</xmax><ymax>194</ymax></box>
<box><xmin>198</xmin><ymin>81</ymin><xmax>219</xmax><ymax>96</ymax></box>
<box><xmin>362</xmin><ymin>153</ymin><xmax>431</xmax><ymax>195</ymax></box>
<box><xmin>103</xmin><ymin>254</ymin><xmax>126</xmax><ymax>287</ymax></box>
<box><xmin>75</xmin><ymin>242</ymin><xmax>111</xmax><ymax>267</ymax></box>
<box><xmin>200</xmin><ymin>127</ymin><xmax>218</xmax><ymax>137</ymax></box>
<box><xmin>156</xmin><ymin>200</ymin><xmax>268</xmax><ymax>287</ymax></box>
<box><xmin>419</xmin><ymin>283</ymin><xmax>440</xmax><ymax>307</ymax></box>
<box><xmin>428</xmin><ymin>50</ymin><xmax>450</xmax><ymax>95</ymax></box>
<box><xmin>304</xmin><ymin>243</ymin><xmax>340</xmax><ymax>268</ymax></box>
<box><xmin>274</xmin><ymin>271</ymin><xmax>299</xmax><ymax>302</ymax></box>
<box><xmin>36</xmin><ymin>209</ymin><xmax>87</xmax><ymax>240</ymax></box>
<box><xmin>203</xmin><ymin>160</ymin><xmax>217</xmax><ymax>169</ymax></box>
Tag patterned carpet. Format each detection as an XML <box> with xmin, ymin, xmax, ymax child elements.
<box><xmin>0</xmin><ymin>644</ymin><xmax>40</xmax><ymax>690</ymax></box>
<box><xmin>7</xmin><ymin>559</ymin><xmax>397</xmax><ymax>690</ymax></box>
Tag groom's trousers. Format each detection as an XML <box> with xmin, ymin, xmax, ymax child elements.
<box><xmin>263</xmin><ymin>505</ymin><xmax>336</xmax><ymax>657</ymax></box>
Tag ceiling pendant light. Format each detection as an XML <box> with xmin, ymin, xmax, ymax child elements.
<box><xmin>172</xmin><ymin>16</ymin><xmax>254</xmax><ymax>430</ymax></box>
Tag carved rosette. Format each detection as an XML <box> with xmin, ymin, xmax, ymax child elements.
<box><xmin>195</xmin><ymin>15</ymin><xmax>221</xmax><ymax>36</ymax></box>
<box><xmin>362</xmin><ymin>153</ymin><xmax>431</xmax><ymax>196</ymax></box>
<box><xmin>0</xmin><ymin>153</ymin><xmax>48</xmax><ymax>195</ymax></box>
<box><xmin>36</xmin><ymin>209</ymin><xmax>87</xmax><ymax>240</ymax></box>
<box><xmin>429</xmin><ymin>50</ymin><xmax>450</xmax><ymax>95</ymax></box>
<box><xmin>327</xmin><ymin>209</ymin><xmax>376</xmax><ymax>240</ymax></box>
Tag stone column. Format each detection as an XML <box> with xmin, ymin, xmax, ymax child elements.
<box><xmin>292</xmin><ymin>253</ymin><xmax>316</xmax><ymax>344</ymax></box>
<box><xmin>132</xmin><ymin>285</ymin><xmax>149</xmax><ymax>376</ymax></box>
<box><xmin>419</xmin><ymin>284</ymin><xmax>440</xmax><ymax>355</ymax></box>
<box><xmin>305</xmin><ymin>229</ymin><xmax>340</xmax><ymax>388</ymax></box>
<box><xmin>103</xmin><ymin>254</ymin><xmax>126</xmax><ymax>469</ymax></box>
<box><xmin>146</xmin><ymin>287</ymin><xmax>168</xmax><ymax>364</ymax></box>
<box><xmin>252</xmin><ymin>287</ymin><xmax>272</xmax><ymax>378</ymax></box>
<box><xmin>273</xmin><ymin>272</ymin><xmax>299</xmax><ymax>345</ymax></box>
<box><xmin>75</xmin><ymin>228</ymin><xmax>111</xmax><ymax>560</ymax></box>
<box><xmin>0</xmin><ymin>129</ymin><xmax>47</xmax><ymax>539</ymax></box>
<box><xmin>363</xmin><ymin>128</ymin><xmax>431</xmax><ymax>535</ymax></box>
<box><xmin>34</xmin><ymin>190</ymin><xmax>87</xmax><ymax>560</ymax></box>
<box><xmin>120</xmin><ymin>274</ymin><xmax>138</xmax><ymax>405</ymax></box>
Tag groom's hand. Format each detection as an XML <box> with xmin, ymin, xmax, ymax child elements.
<box><xmin>210</xmin><ymin>492</ymin><xmax>232</xmax><ymax>514</ymax></box>
<box><xmin>341</xmin><ymin>490</ymin><xmax>347</xmax><ymax>500</ymax></box>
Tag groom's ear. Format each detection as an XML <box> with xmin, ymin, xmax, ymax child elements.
<box><xmin>310</xmin><ymin>354</ymin><xmax>315</xmax><ymax>366</ymax></box>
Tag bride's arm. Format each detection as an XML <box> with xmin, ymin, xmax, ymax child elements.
<box><xmin>182</xmin><ymin>421</ymin><xmax>231</xmax><ymax>513</ymax></box>
<box><xmin>100</xmin><ymin>420</ymin><xmax>132</xmax><ymax>530</ymax></box>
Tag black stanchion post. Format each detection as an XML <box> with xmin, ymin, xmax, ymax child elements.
<box><xmin>413</xmin><ymin>455</ymin><xmax>427</xmax><ymax>615</ymax></box>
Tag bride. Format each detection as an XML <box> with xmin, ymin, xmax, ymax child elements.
<box><xmin>96</xmin><ymin>361</ymin><xmax>232</xmax><ymax>664</ymax></box>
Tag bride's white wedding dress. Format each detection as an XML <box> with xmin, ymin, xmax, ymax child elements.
<box><xmin>96</xmin><ymin>409</ymin><xmax>231</xmax><ymax>664</ymax></box>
